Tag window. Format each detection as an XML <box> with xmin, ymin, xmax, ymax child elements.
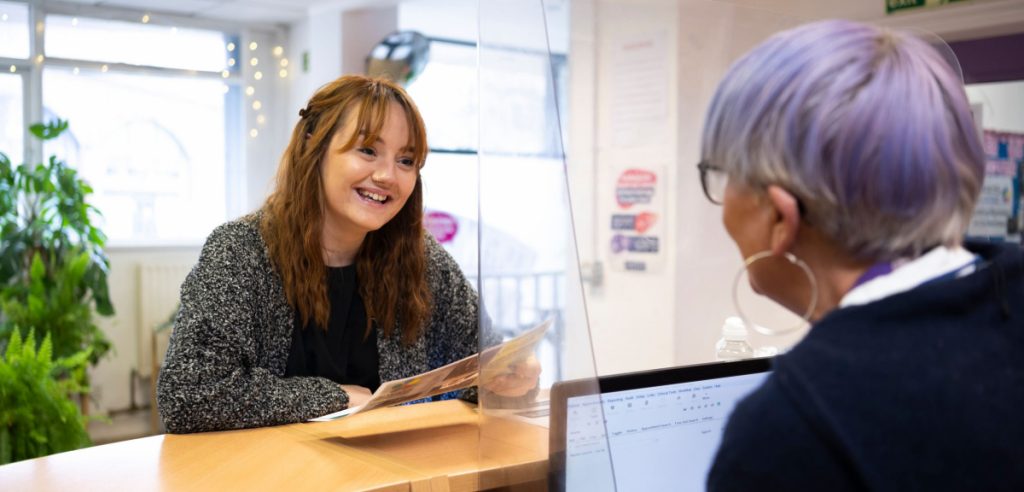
<box><xmin>0</xmin><ymin>1</ymin><xmax>29</xmax><ymax>59</ymax></box>
<box><xmin>36</xmin><ymin>13</ymin><xmax>240</xmax><ymax>244</ymax></box>
<box><xmin>46</xmin><ymin>15</ymin><xmax>229</xmax><ymax>72</ymax></box>
<box><xmin>0</xmin><ymin>73</ymin><xmax>22</xmax><ymax>165</ymax></box>
<box><xmin>43</xmin><ymin>68</ymin><xmax>229</xmax><ymax>243</ymax></box>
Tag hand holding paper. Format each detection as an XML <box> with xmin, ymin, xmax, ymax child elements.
<box><xmin>310</xmin><ymin>318</ymin><xmax>552</xmax><ymax>422</ymax></box>
<box><xmin>481</xmin><ymin>353</ymin><xmax>541</xmax><ymax>397</ymax></box>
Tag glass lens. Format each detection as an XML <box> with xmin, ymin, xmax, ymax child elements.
<box><xmin>706</xmin><ymin>166</ymin><xmax>728</xmax><ymax>204</ymax></box>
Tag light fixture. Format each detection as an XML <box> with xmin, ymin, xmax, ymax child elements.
<box><xmin>221</xmin><ymin>70</ymin><xmax>230</xmax><ymax>78</ymax></box>
<box><xmin>35</xmin><ymin>54</ymin><xmax>44</xmax><ymax>64</ymax></box>
<box><xmin>245</xmin><ymin>86</ymin><xmax>255</xmax><ymax>96</ymax></box>
<box><xmin>249</xmin><ymin>41</ymin><xmax>258</xmax><ymax>51</ymax></box>
<box><xmin>257</xmin><ymin>114</ymin><xmax>266</xmax><ymax>124</ymax></box>
<box><xmin>73</xmin><ymin>67</ymin><xmax>80</xmax><ymax>75</ymax></box>
<box><xmin>250</xmin><ymin>57</ymin><xmax>258</xmax><ymax>67</ymax></box>
<box><xmin>280</xmin><ymin>58</ymin><xmax>289</xmax><ymax>67</ymax></box>
<box><xmin>101</xmin><ymin>64</ymin><xmax>109</xmax><ymax>72</ymax></box>
<box><xmin>141</xmin><ymin>14</ymin><xmax>150</xmax><ymax>24</ymax></box>
<box><xmin>8</xmin><ymin>65</ymin><xmax>15</xmax><ymax>73</ymax></box>
<box><xmin>227</xmin><ymin>42</ymin><xmax>236</xmax><ymax>52</ymax></box>
<box><xmin>250</xmin><ymin>129</ymin><xmax>258</xmax><ymax>138</ymax></box>
<box><xmin>221</xmin><ymin>84</ymin><xmax>230</xmax><ymax>94</ymax></box>
<box><xmin>254</xmin><ymin>71</ymin><xmax>263</xmax><ymax>80</ymax></box>
<box><xmin>272</xmin><ymin>46</ymin><xmax>284</xmax><ymax>57</ymax></box>
<box><xmin>252</xmin><ymin>100</ymin><xmax>262</xmax><ymax>110</ymax></box>
<box><xmin>228</xmin><ymin>58</ymin><xmax>236</xmax><ymax>67</ymax></box>
<box><xmin>279</xmin><ymin>69</ymin><xmax>288</xmax><ymax>78</ymax></box>
<box><xmin>70</xmin><ymin>17</ymin><xmax>77</xmax><ymax>26</ymax></box>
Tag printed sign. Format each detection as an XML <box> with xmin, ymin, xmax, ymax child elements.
<box><xmin>615</xmin><ymin>169</ymin><xmax>657</xmax><ymax>209</ymax></box>
<box><xmin>886</xmin><ymin>0</ymin><xmax>970</xmax><ymax>14</ymax></box>
<box><xmin>608</xmin><ymin>167</ymin><xmax>665</xmax><ymax>273</ymax></box>
<box><xmin>424</xmin><ymin>210</ymin><xmax>458</xmax><ymax>244</ymax></box>
<box><xmin>968</xmin><ymin>157</ymin><xmax>1018</xmax><ymax>239</ymax></box>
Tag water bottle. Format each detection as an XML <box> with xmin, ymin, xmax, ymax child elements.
<box><xmin>715</xmin><ymin>316</ymin><xmax>755</xmax><ymax>361</ymax></box>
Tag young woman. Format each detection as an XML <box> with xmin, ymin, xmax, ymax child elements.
<box><xmin>699</xmin><ymin>20</ymin><xmax>1024</xmax><ymax>489</ymax></box>
<box><xmin>158</xmin><ymin>75</ymin><xmax>539</xmax><ymax>434</ymax></box>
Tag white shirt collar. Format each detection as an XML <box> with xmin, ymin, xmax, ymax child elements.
<box><xmin>839</xmin><ymin>246</ymin><xmax>978</xmax><ymax>308</ymax></box>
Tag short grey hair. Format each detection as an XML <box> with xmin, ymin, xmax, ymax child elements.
<box><xmin>701</xmin><ymin>20</ymin><xmax>985</xmax><ymax>261</ymax></box>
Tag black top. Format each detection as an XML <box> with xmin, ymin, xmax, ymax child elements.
<box><xmin>708</xmin><ymin>241</ymin><xmax>1024</xmax><ymax>491</ymax></box>
<box><xmin>284</xmin><ymin>265</ymin><xmax>381</xmax><ymax>392</ymax></box>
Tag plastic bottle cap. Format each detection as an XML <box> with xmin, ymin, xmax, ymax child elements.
<box><xmin>722</xmin><ymin>316</ymin><xmax>748</xmax><ymax>341</ymax></box>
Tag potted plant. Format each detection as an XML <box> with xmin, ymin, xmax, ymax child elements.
<box><xmin>0</xmin><ymin>327</ymin><xmax>92</xmax><ymax>464</ymax></box>
<box><xmin>0</xmin><ymin>119</ymin><xmax>114</xmax><ymax>401</ymax></box>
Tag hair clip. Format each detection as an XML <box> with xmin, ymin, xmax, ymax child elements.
<box><xmin>298</xmin><ymin>107</ymin><xmax>309</xmax><ymax>119</ymax></box>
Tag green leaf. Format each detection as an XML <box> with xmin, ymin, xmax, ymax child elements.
<box><xmin>5</xmin><ymin>328</ymin><xmax>23</xmax><ymax>361</ymax></box>
<box><xmin>27</xmin><ymin>119</ymin><xmax>69</xmax><ymax>141</ymax></box>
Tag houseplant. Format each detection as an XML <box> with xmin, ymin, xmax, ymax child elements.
<box><xmin>0</xmin><ymin>327</ymin><xmax>92</xmax><ymax>464</ymax></box>
<box><xmin>0</xmin><ymin>119</ymin><xmax>114</xmax><ymax>367</ymax></box>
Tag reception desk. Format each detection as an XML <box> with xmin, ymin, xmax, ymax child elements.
<box><xmin>0</xmin><ymin>400</ymin><xmax>550</xmax><ymax>491</ymax></box>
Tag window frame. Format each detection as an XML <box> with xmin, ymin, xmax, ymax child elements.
<box><xmin>4</xmin><ymin>0</ymin><xmax>285</xmax><ymax>247</ymax></box>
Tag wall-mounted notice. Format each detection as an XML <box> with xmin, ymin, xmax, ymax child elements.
<box><xmin>609</xmin><ymin>167</ymin><xmax>665</xmax><ymax>273</ymax></box>
<box><xmin>968</xmin><ymin>158</ymin><xmax>1018</xmax><ymax>240</ymax></box>
<box><xmin>424</xmin><ymin>210</ymin><xmax>459</xmax><ymax>244</ymax></box>
<box><xmin>886</xmin><ymin>0</ymin><xmax>970</xmax><ymax>15</ymax></box>
<box><xmin>608</xmin><ymin>30</ymin><xmax>669</xmax><ymax>148</ymax></box>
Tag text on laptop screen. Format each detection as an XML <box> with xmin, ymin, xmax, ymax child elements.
<box><xmin>564</xmin><ymin>371</ymin><xmax>770</xmax><ymax>491</ymax></box>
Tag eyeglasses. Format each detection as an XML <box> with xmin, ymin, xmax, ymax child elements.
<box><xmin>697</xmin><ymin>160</ymin><xmax>727</xmax><ymax>205</ymax></box>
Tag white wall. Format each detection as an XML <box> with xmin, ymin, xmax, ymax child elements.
<box><xmin>90</xmin><ymin>248</ymin><xmax>200</xmax><ymax>414</ymax></box>
<box><xmin>968</xmin><ymin>81</ymin><xmax>1024</xmax><ymax>133</ymax></box>
<box><xmin>568</xmin><ymin>0</ymin><xmax>1024</xmax><ymax>375</ymax></box>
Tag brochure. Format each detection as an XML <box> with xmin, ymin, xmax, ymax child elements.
<box><xmin>310</xmin><ymin>318</ymin><xmax>552</xmax><ymax>421</ymax></box>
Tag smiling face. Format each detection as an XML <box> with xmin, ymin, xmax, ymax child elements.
<box><xmin>320</xmin><ymin>102</ymin><xmax>419</xmax><ymax>255</ymax></box>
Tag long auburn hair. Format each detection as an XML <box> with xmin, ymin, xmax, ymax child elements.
<box><xmin>261</xmin><ymin>75</ymin><xmax>431</xmax><ymax>345</ymax></box>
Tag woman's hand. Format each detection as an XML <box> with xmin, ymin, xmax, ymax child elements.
<box><xmin>340</xmin><ymin>385</ymin><xmax>372</xmax><ymax>408</ymax></box>
<box><xmin>482</xmin><ymin>354</ymin><xmax>541</xmax><ymax>397</ymax></box>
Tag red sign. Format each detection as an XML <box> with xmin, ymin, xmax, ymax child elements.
<box><xmin>424</xmin><ymin>210</ymin><xmax>458</xmax><ymax>244</ymax></box>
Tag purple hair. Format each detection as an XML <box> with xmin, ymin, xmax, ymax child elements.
<box><xmin>701</xmin><ymin>20</ymin><xmax>985</xmax><ymax>260</ymax></box>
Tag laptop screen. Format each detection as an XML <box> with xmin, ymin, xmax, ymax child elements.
<box><xmin>550</xmin><ymin>359</ymin><xmax>771</xmax><ymax>491</ymax></box>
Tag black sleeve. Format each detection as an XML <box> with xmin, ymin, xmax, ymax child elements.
<box><xmin>708</xmin><ymin>376</ymin><xmax>859</xmax><ymax>492</ymax></box>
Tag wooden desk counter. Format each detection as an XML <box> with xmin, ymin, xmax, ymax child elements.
<box><xmin>0</xmin><ymin>400</ymin><xmax>549</xmax><ymax>492</ymax></box>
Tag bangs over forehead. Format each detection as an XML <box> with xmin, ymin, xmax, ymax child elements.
<box><xmin>339</xmin><ymin>83</ymin><xmax>428</xmax><ymax>167</ymax></box>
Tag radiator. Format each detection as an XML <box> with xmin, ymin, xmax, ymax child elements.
<box><xmin>137</xmin><ymin>263</ymin><xmax>192</xmax><ymax>378</ymax></box>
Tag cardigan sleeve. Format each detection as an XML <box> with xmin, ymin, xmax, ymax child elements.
<box><xmin>156</xmin><ymin>221</ymin><xmax>347</xmax><ymax>434</ymax></box>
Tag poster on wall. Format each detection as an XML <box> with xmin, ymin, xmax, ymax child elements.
<box><xmin>968</xmin><ymin>130</ymin><xmax>1024</xmax><ymax>241</ymax></box>
<box><xmin>608</xmin><ymin>166</ymin><xmax>665</xmax><ymax>273</ymax></box>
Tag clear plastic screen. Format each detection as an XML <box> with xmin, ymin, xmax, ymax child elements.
<box><xmin>476</xmin><ymin>0</ymin><xmax>611</xmax><ymax>490</ymax></box>
<box><xmin>474</xmin><ymin>0</ymin><xmax>980</xmax><ymax>490</ymax></box>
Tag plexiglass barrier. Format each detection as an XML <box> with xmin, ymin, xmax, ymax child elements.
<box><xmin>465</xmin><ymin>0</ymin><xmax>992</xmax><ymax>490</ymax></box>
<box><xmin>476</xmin><ymin>0</ymin><xmax>613</xmax><ymax>489</ymax></box>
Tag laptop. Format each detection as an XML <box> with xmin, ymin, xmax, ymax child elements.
<box><xmin>549</xmin><ymin>358</ymin><xmax>773</xmax><ymax>491</ymax></box>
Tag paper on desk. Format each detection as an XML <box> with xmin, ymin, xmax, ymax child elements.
<box><xmin>310</xmin><ymin>318</ymin><xmax>552</xmax><ymax>422</ymax></box>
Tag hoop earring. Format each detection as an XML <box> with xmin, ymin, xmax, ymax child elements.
<box><xmin>731</xmin><ymin>251</ymin><xmax>818</xmax><ymax>336</ymax></box>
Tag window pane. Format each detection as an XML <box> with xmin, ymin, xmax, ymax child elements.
<box><xmin>406</xmin><ymin>42</ymin><xmax>478</xmax><ymax>151</ymax></box>
<box><xmin>0</xmin><ymin>73</ymin><xmax>22</xmax><ymax>164</ymax></box>
<box><xmin>0</xmin><ymin>1</ymin><xmax>29</xmax><ymax>59</ymax></box>
<box><xmin>46</xmin><ymin>15</ymin><xmax>230</xmax><ymax>73</ymax></box>
<box><xmin>43</xmin><ymin>67</ymin><xmax>230</xmax><ymax>243</ymax></box>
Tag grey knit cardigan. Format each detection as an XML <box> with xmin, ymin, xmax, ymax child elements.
<box><xmin>157</xmin><ymin>213</ymin><xmax>495</xmax><ymax>434</ymax></box>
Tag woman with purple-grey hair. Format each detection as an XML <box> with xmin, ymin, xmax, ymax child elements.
<box><xmin>698</xmin><ymin>20</ymin><xmax>1024</xmax><ymax>490</ymax></box>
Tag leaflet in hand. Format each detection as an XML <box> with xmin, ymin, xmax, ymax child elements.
<box><xmin>310</xmin><ymin>318</ymin><xmax>552</xmax><ymax>421</ymax></box>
